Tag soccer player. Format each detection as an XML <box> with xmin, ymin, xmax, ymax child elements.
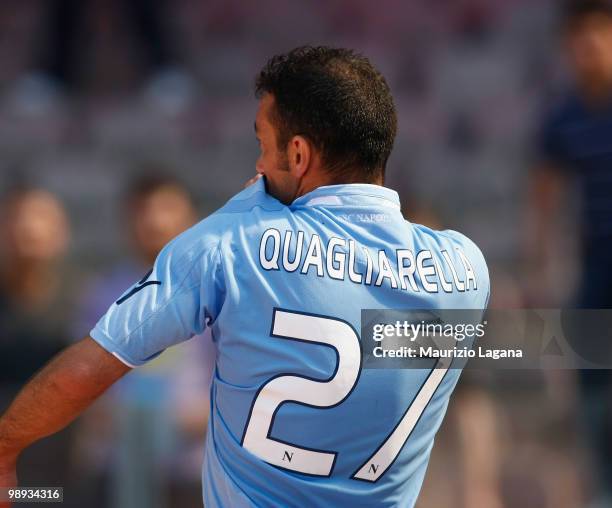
<box><xmin>0</xmin><ymin>46</ymin><xmax>489</xmax><ymax>507</ymax></box>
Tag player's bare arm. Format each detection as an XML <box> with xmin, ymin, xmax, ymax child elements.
<box><xmin>0</xmin><ymin>337</ymin><xmax>131</xmax><ymax>506</ymax></box>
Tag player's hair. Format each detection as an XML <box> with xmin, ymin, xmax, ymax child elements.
<box><xmin>563</xmin><ymin>0</ymin><xmax>612</xmax><ymax>29</ymax></box>
<box><xmin>255</xmin><ymin>46</ymin><xmax>397</xmax><ymax>182</ymax></box>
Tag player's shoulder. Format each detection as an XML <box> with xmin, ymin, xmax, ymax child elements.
<box><xmin>165</xmin><ymin>178</ymin><xmax>286</xmax><ymax>255</ymax></box>
<box><xmin>438</xmin><ymin>228</ymin><xmax>485</xmax><ymax>261</ymax></box>
<box><xmin>412</xmin><ymin>223</ymin><xmax>489</xmax><ymax>277</ymax></box>
<box><xmin>411</xmin><ymin>222</ymin><xmax>490</xmax><ymax>307</ymax></box>
<box><xmin>214</xmin><ymin>177</ymin><xmax>285</xmax><ymax>218</ymax></box>
<box><xmin>195</xmin><ymin>177</ymin><xmax>286</xmax><ymax>235</ymax></box>
<box><xmin>410</xmin><ymin>222</ymin><xmax>478</xmax><ymax>250</ymax></box>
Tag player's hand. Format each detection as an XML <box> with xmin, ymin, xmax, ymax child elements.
<box><xmin>244</xmin><ymin>173</ymin><xmax>262</xmax><ymax>189</ymax></box>
<box><xmin>0</xmin><ymin>457</ymin><xmax>17</xmax><ymax>508</ymax></box>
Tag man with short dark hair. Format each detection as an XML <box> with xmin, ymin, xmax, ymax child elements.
<box><xmin>529</xmin><ymin>1</ymin><xmax>612</xmax><ymax>505</ymax></box>
<box><xmin>0</xmin><ymin>46</ymin><xmax>489</xmax><ymax>507</ymax></box>
<box><xmin>531</xmin><ymin>0</ymin><xmax>612</xmax><ymax>301</ymax></box>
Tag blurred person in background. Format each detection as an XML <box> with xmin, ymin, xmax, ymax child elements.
<box><xmin>530</xmin><ymin>1</ymin><xmax>612</xmax><ymax>506</ymax></box>
<box><xmin>73</xmin><ymin>171</ymin><xmax>213</xmax><ymax>508</ymax></box>
<box><xmin>76</xmin><ymin>171</ymin><xmax>199</xmax><ymax>328</ymax></box>
<box><xmin>0</xmin><ymin>186</ymin><xmax>76</xmax><ymax>491</ymax></box>
<box><xmin>0</xmin><ymin>186</ymin><xmax>73</xmax><ymax>385</ymax></box>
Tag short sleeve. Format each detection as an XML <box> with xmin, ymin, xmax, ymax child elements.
<box><xmin>90</xmin><ymin>231</ymin><xmax>224</xmax><ymax>367</ymax></box>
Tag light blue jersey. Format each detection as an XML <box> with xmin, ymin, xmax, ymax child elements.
<box><xmin>91</xmin><ymin>177</ymin><xmax>489</xmax><ymax>508</ymax></box>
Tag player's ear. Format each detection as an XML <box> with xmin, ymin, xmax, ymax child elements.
<box><xmin>287</xmin><ymin>135</ymin><xmax>311</xmax><ymax>178</ymax></box>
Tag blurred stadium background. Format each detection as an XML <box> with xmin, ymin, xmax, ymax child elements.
<box><xmin>0</xmin><ymin>1</ymin><xmax>607</xmax><ymax>507</ymax></box>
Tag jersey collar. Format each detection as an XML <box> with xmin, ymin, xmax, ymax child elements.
<box><xmin>290</xmin><ymin>184</ymin><xmax>401</xmax><ymax>209</ymax></box>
